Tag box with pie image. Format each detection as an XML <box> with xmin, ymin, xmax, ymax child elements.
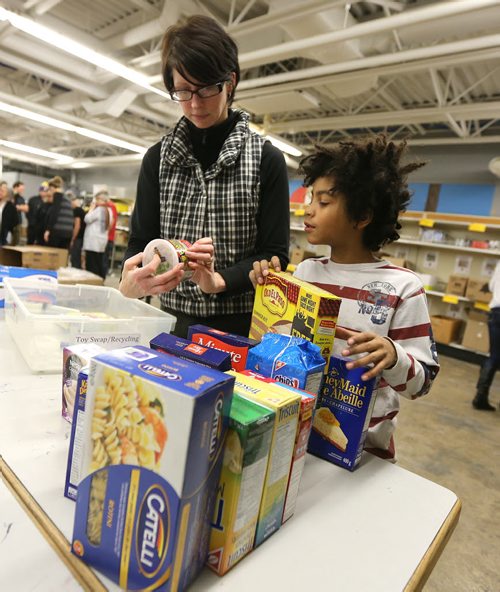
<box><xmin>207</xmin><ymin>393</ymin><xmax>275</xmax><ymax>575</ymax></box>
<box><xmin>73</xmin><ymin>346</ymin><xmax>234</xmax><ymax>592</ymax></box>
<box><xmin>249</xmin><ymin>271</ymin><xmax>341</xmax><ymax>368</ymax></box>
<box><xmin>308</xmin><ymin>355</ymin><xmax>377</xmax><ymax>471</ymax></box>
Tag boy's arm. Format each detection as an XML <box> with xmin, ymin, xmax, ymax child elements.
<box><xmin>380</xmin><ymin>288</ymin><xmax>439</xmax><ymax>400</ymax></box>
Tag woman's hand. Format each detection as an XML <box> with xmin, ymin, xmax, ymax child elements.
<box><xmin>119</xmin><ymin>251</ymin><xmax>184</xmax><ymax>299</ymax></box>
<box><xmin>186</xmin><ymin>237</ymin><xmax>226</xmax><ymax>294</ymax></box>
<box><xmin>249</xmin><ymin>255</ymin><xmax>282</xmax><ymax>288</ymax></box>
<box><xmin>341</xmin><ymin>331</ymin><xmax>398</xmax><ymax>381</ymax></box>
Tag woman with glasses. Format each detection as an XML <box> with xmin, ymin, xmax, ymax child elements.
<box><xmin>120</xmin><ymin>14</ymin><xmax>290</xmax><ymax>338</ymax></box>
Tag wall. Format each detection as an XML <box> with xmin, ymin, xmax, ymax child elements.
<box><xmin>0</xmin><ymin>171</ymin><xmax>47</xmax><ymax>199</ymax></box>
<box><xmin>75</xmin><ymin>165</ymin><xmax>141</xmax><ymax>199</ymax></box>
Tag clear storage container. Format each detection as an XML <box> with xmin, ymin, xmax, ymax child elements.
<box><xmin>4</xmin><ymin>278</ymin><xmax>176</xmax><ymax>373</ymax></box>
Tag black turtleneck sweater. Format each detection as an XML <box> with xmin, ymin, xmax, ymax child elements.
<box><xmin>125</xmin><ymin>111</ymin><xmax>290</xmax><ymax>294</ymax></box>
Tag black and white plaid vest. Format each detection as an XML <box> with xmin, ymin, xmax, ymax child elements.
<box><xmin>158</xmin><ymin>110</ymin><xmax>265</xmax><ymax>317</ymax></box>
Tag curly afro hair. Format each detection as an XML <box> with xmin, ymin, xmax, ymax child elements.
<box><xmin>299</xmin><ymin>135</ymin><xmax>426</xmax><ymax>252</ymax></box>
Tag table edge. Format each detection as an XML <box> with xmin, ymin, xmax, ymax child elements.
<box><xmin>404</xmin><ymin>496</ymin><xmax>462</xmax><ymax>592</ymax></box>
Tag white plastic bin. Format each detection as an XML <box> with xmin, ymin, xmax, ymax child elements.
<box><xmin>4</xmin><ymin>278</ymin><xmax>176</xmax><ymax>373</ymax></box>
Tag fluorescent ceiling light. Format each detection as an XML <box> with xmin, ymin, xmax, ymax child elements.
<box><xmin>0</xmin><ymin>139</ymin><xmax>73</xmax><ymax>163</ymax></box>
<box><xmin>0</xmin><ymin>7</ymin><xmax>169</xmax><ymax>99</ymax></box>
<box><xmin>266</xmin><ymin>134</ymin><xmax>302</xmax><ymax>158</ymax></box>
<box><xmin>0</xmin><ymin>101</ymin><xmax>147</xmax><ymax>154</ymax></box>
<box><xmin>249</xmin><ymin>123</ymin><xmax>302</xmax><ymax>157</ymax></box>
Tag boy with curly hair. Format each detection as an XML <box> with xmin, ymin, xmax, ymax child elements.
<box><xmin>251</xmin><ymin>135</ymin><xmax>439</xmax><ymax>461</ymax></box>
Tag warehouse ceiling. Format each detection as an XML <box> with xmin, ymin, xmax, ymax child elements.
<box><xmin>0</xmin><ymin>0</ymin><xmax>500</xmax><ymax>170</ymax></box>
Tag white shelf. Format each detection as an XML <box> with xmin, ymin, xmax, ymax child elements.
<box><xmin>426</xmin><ymin>290</ymin><xmax>470</xmax><ymax>302</ymax></box>
<box><xmin>290</xmin><ymin>225</ymin><xmax>304</xmax><ymax>231</ymax></box>
<box><xmin>437</xmin><ymin>341</ymin><xmax>488</xmax><ymax>356</ymax></box>
<box><xmin>400</xmin><ymin>216</ymin><xmax>500</xmax><ymax>231</ymax></box>
<box><xmin>397</xmin><ymin>238</ymin><xmax>500</xmax><ymax>256</ymax></box>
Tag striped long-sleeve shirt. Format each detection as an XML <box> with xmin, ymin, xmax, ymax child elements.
<box><xmin>294</xmin><ymin>257</ymin><xmax>440</xmax><ymax>461</ymax></box>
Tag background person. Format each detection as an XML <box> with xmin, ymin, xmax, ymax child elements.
<box><xmin>12</xmin><ymin>181</ymin><xmax>27</xmax><ymax>245</ymax></box>
<box><xmin>472</xmin><ymin>260</ymin><xmax>500</xmax><ymax>411</ymax></box>
<box><xmin>27</xmin><ymin>182</ymin><xmax>48</xmax><ymax>244</ymax></box>
<box><xmin>44</xmin><ymin>176</ymin><xmax>73</xmax><ymax>249</ymax></box>
<box><xmin>102</xmin><ymin>196</ymin><xmax>117</xmax><ymax>277</ymax></box>
<box><xmin>0</xmin><ymin>180</ymin><xmax>17</xmax><ymax>245</ymax></box>
<box><xmin>83</xmin><ymin>191</ymin><xmax>110</xmax><ymax>279</ymax></box>
<box><xmin>119</xmin><ymin>14</ymin><xmax>290</xmax><ymax>338</ymax></box>
<box><xmin>70</xmin><ymin>195</ymin><xmax>86</xmax><ymax>268</ymax></box>
<box><xmin>251</xmin><ymin>136</ymin><xmax>440</xmax><ymax>461</ymax></box>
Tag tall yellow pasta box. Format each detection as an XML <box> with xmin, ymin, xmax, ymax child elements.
<box><xmin>71</xmin><ymin>346</ymin><xmax>234</xmax><ymax>592</ymax></box>
<box><xmin>229</xmin><ymin>371</ymin><xmax>300</xmax><ymax>546</ymax></box>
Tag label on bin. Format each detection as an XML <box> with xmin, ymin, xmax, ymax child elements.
<box><xmin>72</xmin><ymin>332</ymin><xmax>141</xmax><ymax>347</ymax></box>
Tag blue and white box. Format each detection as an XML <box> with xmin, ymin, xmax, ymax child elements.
<box><xmin>308</xmin><ymin>355</ymin><xmax>377</xmax><ymax>471</ymax></box>
<box><xmin>0</xmin><ymin>265</ymin><xmax>57</xmax><ymax>307</ymax></box>
<box><xmin>64</xmin><ymin>367</ymin><xmax>89</xmax><ymax>500</ymax></box>
<box><xmin>71</xmin><ymin>346</ymin><xmax>234</xmax><ymax>591</ymax></box>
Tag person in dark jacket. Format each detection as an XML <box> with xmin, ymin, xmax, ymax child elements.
<box><xmin>44</xmin><ymin>176</ymin><xmax>73</xmax><ymax>250</ymax></box>
<box><xmin>119</xmin><ymin>15</ymin><xmax>290</xmax><ymax>338</ymax></box>
<box><xmin>27</xmin><ymin>182</ymin><xmax>49</xmax><ymax>245</ymax></box>
<box><xmin>0</xmin><ymin>180</ymin><xmax>18</xmax><ymax>245</ymax></box>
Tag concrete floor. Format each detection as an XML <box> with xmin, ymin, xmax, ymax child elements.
<box><xmin>106</xmin><ymin>273</ymin><xmax>499</xmax><ymax>590</ymax></box>
<box><xmin>396</xmin><ymin>355</ymin><xmax>500</xmax><ymax>592</ymax></box>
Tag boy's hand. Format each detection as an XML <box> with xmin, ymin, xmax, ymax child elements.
<box><xmin>341</xmin><ymin>331</ymin><xmax>397</xmax><ymax>381</ymax></box>
<box><xmin>249</xmin><ymin>256</ymin><xmax>282</xmax><ymax>287</ymax></box>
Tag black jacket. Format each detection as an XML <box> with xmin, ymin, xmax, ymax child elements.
<box><xmin>0</xmin><ymin>201</ymin><xmax>18</xmax><ymax>245</ymax></box>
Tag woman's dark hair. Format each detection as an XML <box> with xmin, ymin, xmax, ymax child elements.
<box><xmin>161</xmin><ymin>15</ymin><xmax>240</xmax><ymax>105</ymax></box>
<box><xmin>299</xmin><ymin>135</ymin><xmax>426</xmax><ymax>251</ymax></box>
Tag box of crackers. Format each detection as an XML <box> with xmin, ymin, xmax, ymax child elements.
<box><xmin>249</xmin><ymin>271</ymin><xmax>341</xmax><ymax>368</ymax></box>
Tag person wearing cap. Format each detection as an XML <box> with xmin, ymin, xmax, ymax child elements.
<box><xmin>27</xmin><ymin>182</ymin><xmax>49</xmax><ymax>245</ymax></box>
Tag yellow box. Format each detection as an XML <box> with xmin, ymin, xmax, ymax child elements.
<box><xmin>208</xmin><ymin>394</ymin><xmax>274</xmax><ymax>575</ymax></box>
<box><xmin>250</xmin><ymin>271</ymin><xmax>341</xmax><ymax>368</ymax></box>
<box><xmin>229</xmin><ymin>371</ymin><xmax>300</xmax><ymax>546</ymax></box>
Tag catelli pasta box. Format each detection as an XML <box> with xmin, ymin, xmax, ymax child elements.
<box><xmin>207</xmin><ymin>393</ymin><xmax>275</xmax><ymax>575</ymax></box>
<box><xmin>249</xmin><ymin>271</ymin><xmax>341</xmax><ymax>368</ymax></box>
<box><xmin>308</xmin><ymin>355</ymin><xmax>377</xmax><ymax>471</ymax></box>
<box><xmin>72</xmin><ymin>346</ymin><xmax>234</xmax><ymax>592</ymax></box>
<box><xmin>229</xmin><ymin>371</ymin><xmax>300</xmax><ymax>546</ymax></box>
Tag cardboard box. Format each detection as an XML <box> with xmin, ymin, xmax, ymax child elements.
<box><xmin>229</xmin><ymin>371</ymin><xmax>300</xmax><ymax>546</ymax></box>
<box><xmin>465</xmin><ymin>278</ymin><xmax>492</xmax><ymax>304</ymax></box>
<box><xmin>289</xmin><ymin>248</ymin><xmax>304</xmax><ymax>265</ymax></box>
<box><xmin>73</xmin><ymin>346</ymin><xmax>234</xmax><ymax>591</ymax></box>
<box><xmin>150</xmin><ymin>332</ymin><xmax>232</xmax><ymax>371</ymax></box>
<box><xmin>208</xmin><ymin>394</ymin><xmax>274</xmax><ymax>575</ymax></box>
<box><xmin>308</xmin><ymin>355</ymin><xmax>377</xmax><ymax>471</ymax></box>
<box><xmin>461</xmin><ymin>319</ymin><xmax>489</xmax><ymax>354</ymax></box>
<box><xmin>0</xmin><ymin>245</ymin><xmax>68</xmax><ymax>270</ymax></box>
<box><xmin>446</xmin><ymin>274</ymin><xmax>468</xmax><ymax>297</ymax></box>
<box><xmin>430</xmin><ymin>315</ymin><xmax>463</xmax><ymax>344</ymax></box>
<box><xmin>250</xmin><ymin>271</ymin><xmax>341</xmax><ymax>368</ymax></box>
<box><xmin>57</xmin><ymin>267</ymin><xmax>104</xmax><ymax>286</ymax></box>
<box><xmin>383</xmin><ymin>256</ymin><xmax>416</xmax><ymax>271</ymax></box>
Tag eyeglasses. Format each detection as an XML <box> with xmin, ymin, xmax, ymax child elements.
<box><xmin>169</xmin><ymin>81</ymin><xmax>228</xmax><ymax>102</ymax></box>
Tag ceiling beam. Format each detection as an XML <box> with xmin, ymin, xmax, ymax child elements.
<box><xmin>268</xmin><ymin>101</ymin><xmax>500</xmax><ymax>133</ymax></box>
